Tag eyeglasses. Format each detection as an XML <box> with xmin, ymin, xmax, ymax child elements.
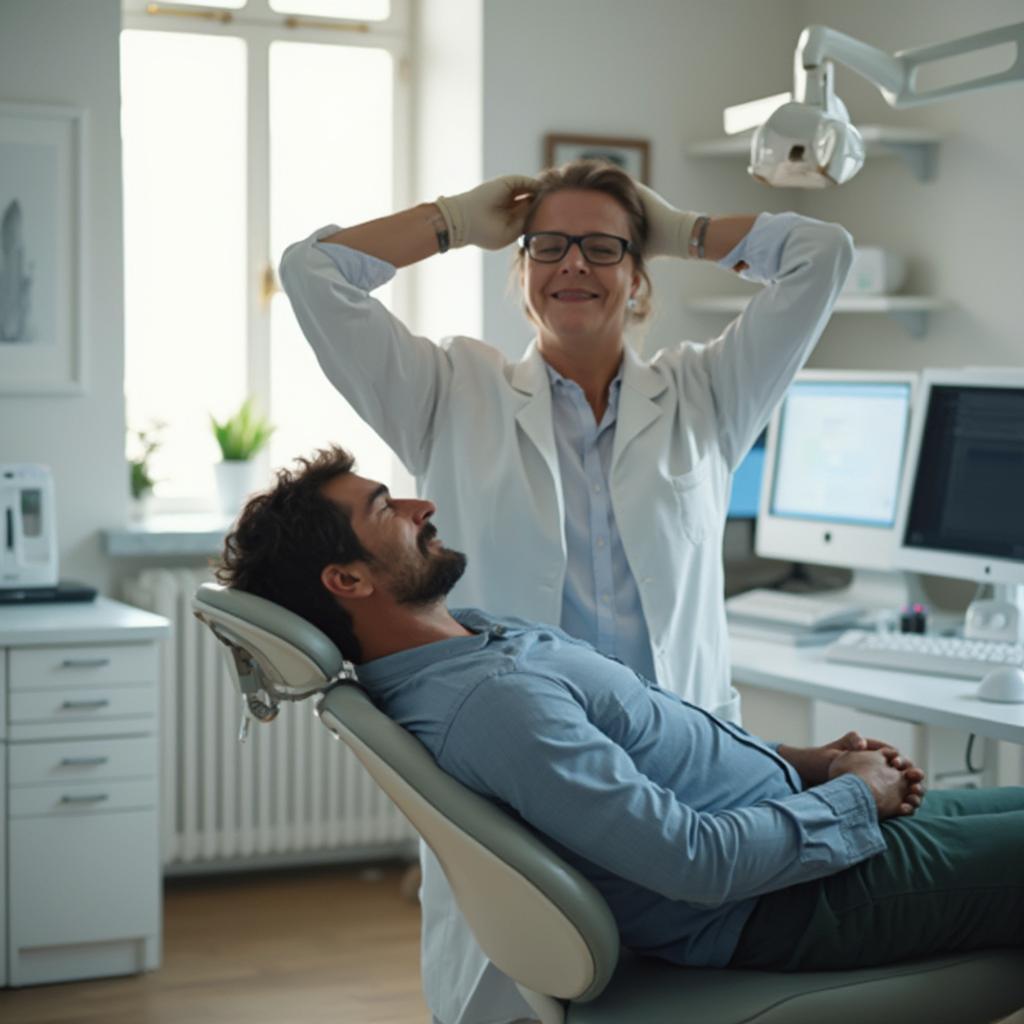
<box><xmin>519</xmin><ymin>232</ymin><xmax>634</xmax><ymax>265</ymax></box>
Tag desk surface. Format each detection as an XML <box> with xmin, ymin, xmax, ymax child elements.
<box><xmin>0</xmin><ymin>596</ymin><xmax>169</xmax><ymax>646</ymax></box>
<box><xmin>730</xmin><ymin>635</ymin><xmax>1024</xmax><ymax>746</ymax></box>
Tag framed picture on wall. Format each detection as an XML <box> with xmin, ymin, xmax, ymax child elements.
<box><xmin>543</xmin><ymin>133</ymin><xmax>651</xmax><ymax>183</ymax></box>
<box><xmin>0</xmin><ymin>103</ymin><xmax>86</xmax><ymax>395</ymax></box>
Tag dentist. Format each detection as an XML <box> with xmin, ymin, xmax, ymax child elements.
<box><xmin>279</xmin><ymin>160</ymin><xmax>854</xmax><ymax>1024</ymax></box>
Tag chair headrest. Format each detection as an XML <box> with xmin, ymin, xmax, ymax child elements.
<box><xmin>192</xmin><ymin>582</ymin><xmax>355</xmax><ymax>710</ymax></box>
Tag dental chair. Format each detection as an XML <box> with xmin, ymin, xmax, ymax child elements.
<box><xmin>192</xmin><ymin>582</ymin><xmax>1024</xmax><ymax>1024</ymax></box>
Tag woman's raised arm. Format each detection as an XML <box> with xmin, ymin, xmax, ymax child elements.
<box><xmin>321</xmin><ymin>175</ymin><xmax>538</xmax><ymax>267</ymax></box>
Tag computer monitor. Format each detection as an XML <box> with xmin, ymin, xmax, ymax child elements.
<box><xmin>894</xmin><ymin>367</ymin><xmax>1024</xmax><ymax>592</ymax></box>
<box><xmin>756</xmin><ymin>369</ymin><xmax>917</xmax><ymax>603</ymax></box>
<box><xmin>727</xmin><ymin>430</ymin><xmax>767</xmax><ymax>520</ymax></box>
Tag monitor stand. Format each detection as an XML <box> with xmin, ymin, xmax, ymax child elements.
<box><xmin>965</xmin><ymin>583</ymin><xmax>1024</xmax><ymax>644</ymax></box>
<box><xmin>835</xmin><ymin>569</ymin><xmax>928</xmax><ymax>613</ymax></box>
<box><xmin>770</xmin><ymin>564</ymin><xmax>925</xmax><ymax>613</ymax></box>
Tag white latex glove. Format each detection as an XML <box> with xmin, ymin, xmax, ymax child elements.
<box><xmin>435</xmin><ymin>175</ymin><xmax>539</xmax><ymax>251</ymax></box>
<box><xmin>635</xmin><ymin>182</ymin><xmax>703</xmax><ymax>259</ymax></box>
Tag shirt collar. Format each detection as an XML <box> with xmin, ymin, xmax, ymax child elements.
<box><xmin>354</xmin><ymin>608</ymin><xmax>521</xmax><ymax>686</ymax></box>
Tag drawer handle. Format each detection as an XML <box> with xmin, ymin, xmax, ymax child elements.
<box><xmin>60</xmin><ymin>657</ymin><xmax>111</xmax><ymax>669</ymax></box>
<box><xmin>59</xmin><ymin>793</ymin><xmax>110</xmax><ymax>805</ymax></box>
<box><xmin>60</xmin><ymin>699</ymin><xmax>111</xmax><ymax>711</ymax></box>
<box><xmin>60</xmin><ymin>756</ymin><xmax>110</xmax><ymax>767</ymax></box>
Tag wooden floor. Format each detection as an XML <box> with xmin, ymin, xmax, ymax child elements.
<box><xmin>0</xmin><ymin>861</ymin><xmax>429</xmax><ymax>1024</ymax></box>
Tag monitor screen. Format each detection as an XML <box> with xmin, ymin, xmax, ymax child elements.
<box><xmin>728</xmin><ymin>430</ymin><xmax>767</xmax><ymax>520</ymax></box>
<box><xmin>757</xmin><ymin>371</ymin><xmax>917</xmax><ymax>575</ymax></box>
<box><xmin>769</xmin><ymin>380</ymin><xmax>913</xmax><ymax>528</ymax></box>
<box><xmin>902</xmin><ymin>384</ymin><xmax>1024</xmax><ymax>561</ymax></box>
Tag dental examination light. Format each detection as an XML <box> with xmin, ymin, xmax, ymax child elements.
<box><xmin>724</xmin><ymin>22</ymin><xmax>1024</xmax><ymax>188</ymax></box>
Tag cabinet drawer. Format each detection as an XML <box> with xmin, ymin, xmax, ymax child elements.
<box><xmin>9</xmin><ymin>684</ymin><xmax>156</xmax><ymax>726</ymax></box>
<box><xmin>9</xmin><ymin>643</ymin><xmax>157</xmax><ymax>690</ymax></box>
<box><xmin>9</xmin><ymin>808</ymin><xmax>159</xmax><ymax>954</ymax></box>
<box><xmin>9</xmin><ymin>736</ymin><xmax>157</xmax><ymax>786</ymax></box>
<box><xmin>9</xmin><ymin>777</ymin><xmax>157</xmax><ymax>818</ymax></box>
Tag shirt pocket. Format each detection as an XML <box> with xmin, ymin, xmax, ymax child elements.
<box><xmin>669</xmin><ymin>458</ymin><xmax>714</xmax><ymax>545</ymax></box>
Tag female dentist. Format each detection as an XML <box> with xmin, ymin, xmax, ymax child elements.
<box><xmin>279</xmin><ymin>161</ymin><xmax>854</xmax><ymax>1024</ymax></box>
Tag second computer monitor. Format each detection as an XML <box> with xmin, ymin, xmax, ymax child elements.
<box><xmin>894</xmin><ymin>367</ymin><xmax>1024</xmax><ymax>587</ymax></box>
<box><xmin>756</xmin><ymin>370</ymin><xmax>916</xmax><ymax>572</ymax></box>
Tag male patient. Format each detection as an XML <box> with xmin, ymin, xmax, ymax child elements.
<box><xmin>217</xmin><ymin>446</ymin><xmax>1023</xmax><ymax>972</ymax></box>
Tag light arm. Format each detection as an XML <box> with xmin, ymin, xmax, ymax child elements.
<box><xmin>796</xmin><ymin>21</ymin><xmax>1024</xmax><ymax>109</ymax></box>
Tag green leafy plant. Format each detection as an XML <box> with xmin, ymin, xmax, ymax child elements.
<box><xmin>210</xmin><ymin>398</ymin><xmax>275</xmax><ymax>462</ymax></box>
<box><xmin>128</xmin><ymin>421</ymin><xmax>166</xmax><ymax>500</ymax></box>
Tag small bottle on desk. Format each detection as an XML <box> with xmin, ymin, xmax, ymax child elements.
<box><xmin>900</xmin><ymin>603</ymin><xmax>928</xmax><ymax>634</ymax></box>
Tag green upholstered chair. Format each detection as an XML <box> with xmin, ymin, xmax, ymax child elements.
<box><xmin>192</xmin><ymin>582</ymin><xmax>1024</xmax><ymax>1024</ymax></box>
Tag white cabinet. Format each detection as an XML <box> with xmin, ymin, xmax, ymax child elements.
<box><xmin>0</xmin><ymin>598</ymin><xmax>168</xmax><ymax>987</ymax></box>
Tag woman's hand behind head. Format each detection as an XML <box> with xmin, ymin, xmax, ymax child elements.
<box><xmin>635</xmin><ymin>182</ymin><xmax>702</xmax><ymax>260</ymax></box>
<box><xmin>435</xmin><ymin>175</ymin><xmax>539</xmax><ymax>251</ymax></box>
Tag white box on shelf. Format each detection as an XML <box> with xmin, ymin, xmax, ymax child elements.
<box><xmin>842</xmin><ymin>247</ymin><xmax>907</xmax><ymax>295</ymax></box>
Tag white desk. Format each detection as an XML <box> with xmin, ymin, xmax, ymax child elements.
<box><xmin>730</xmin><ymin>635</ymin><xmax>1024</xmax><ymax>747</ymax></box>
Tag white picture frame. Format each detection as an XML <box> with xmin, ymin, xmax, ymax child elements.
<box><xmin>0</xmin><ymin>103</ymin><xmax>86</xmax><ymax>395</ymax></box>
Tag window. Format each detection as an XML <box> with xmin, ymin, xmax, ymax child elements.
<box><xmin>121</xmin><ymin>0</ymin><xmax>409</xmax><ymax>509</ymax></box>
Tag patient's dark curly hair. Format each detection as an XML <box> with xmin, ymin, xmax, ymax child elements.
<box><xmin>216</xmin><ymin>446</ymin><xmax>368</xmax><ymax>662</ymax></box>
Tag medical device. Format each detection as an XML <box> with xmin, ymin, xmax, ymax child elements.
<box><xmin>754</xmin><ymin>370</ymin><xmax>917</xmax><ymax>609</ymax></box>
<box><xmin>893</xmin><ymin>367</ymin><xmax>1024</xmax><ymax>644</ymax></box>
<box><xmin>1</xmin><ymin>464</ymin><xmax>58</xmax><ymax>590</ymax></box>
<box><xmin>723</xmin><ymin>21</ymin><xmax>1024</xmax><ymax>187</ymax></box>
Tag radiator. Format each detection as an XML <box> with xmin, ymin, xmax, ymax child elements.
<box><xmin>123</xmin><ymin>568</ymin><xmax>416</xmax><ymax>871</ymax></box>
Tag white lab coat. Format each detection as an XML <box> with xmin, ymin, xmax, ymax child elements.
<box><xmin>279</xmin><ymin>213</ymin><xmax>854</xmax><ymax>1024</ymax></box>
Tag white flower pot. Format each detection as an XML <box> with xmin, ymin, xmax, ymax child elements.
<box><xmin>215</xmin><ymin>459</ymin><xmax>260</xmax><ymax>518</ymax></box>
<box><xmin>129</xmin><ymin>493</ymin><xmax>154</xmax><ymax>523</ymax></box>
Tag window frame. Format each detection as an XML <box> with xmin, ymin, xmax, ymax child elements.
<box><xmin>120</xmin><ymin>0</ymin><xmax>413</xmax><ymax>512</ymax></box>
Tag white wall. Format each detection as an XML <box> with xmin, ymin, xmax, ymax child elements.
<box><xmin>0</xmin><ymin>0</ymin><xmax>124</xmax><ymax>594</ymax></box>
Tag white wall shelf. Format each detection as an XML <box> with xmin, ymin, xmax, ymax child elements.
<box><xmin>689</xmin><ymin>125</ymin><xmax>942</xmax><ymax>182</ymax></box>
<box><xmin>687</xmin><ymin>295</ymin><xmax>946</xmax><ymax>337</ymax></box>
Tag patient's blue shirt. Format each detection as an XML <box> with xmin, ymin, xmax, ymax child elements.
<box><xmin>356</xmin><ymin>608</ymin><xmax>885</xmax><ymax>967</ymax></box>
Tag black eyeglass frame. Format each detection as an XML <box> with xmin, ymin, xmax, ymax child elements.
<box><xmin>518</xmin><ymin>231</ymin><xmax>635</xmax><ymax>265</ymax></box>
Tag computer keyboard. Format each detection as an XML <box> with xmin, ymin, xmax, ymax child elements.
<box><xmin>825</xmin><ymin>630</ymin><xmax>1024</xmax><ymax>680</ymax></box>
<box><xmin>725</xmin><ymin>588</ymin><xmax>865</xmax><ymax>631</ymax></box>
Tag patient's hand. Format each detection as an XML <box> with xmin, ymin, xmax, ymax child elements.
<box><xmin>779</xmin><ymin>731</ymin><xmax>915</xmax><ymax>788</ymax></box>
<box><xmin>827</xmin><ymin>749</ymin><xmax>926</xmax><ymax>820</ymax></box>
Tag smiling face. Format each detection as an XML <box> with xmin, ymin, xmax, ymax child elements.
<box><xmin>321</xmin><ymin>472</ymin><xmax>466</xmax><ymax>607</ymax></box>
<box><xmin>521</xmin><ymin>189</ymin><xmax>641</xmax><ymax>353</ymax></box>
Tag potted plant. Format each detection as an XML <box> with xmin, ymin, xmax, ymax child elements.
<box><xmin>127</xmin><ymin>421</ymin><xmax>165</xmax><ymax>521</ymax></box>
<box><xmin>210</xmin><ymin>398</ymin><xmax>275</xmax><ymax>516</ymax></box>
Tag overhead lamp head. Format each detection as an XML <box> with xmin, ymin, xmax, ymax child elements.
<box><xmin>749</xmin><ymin>99</ymin><xmax>865</xmax><ymax>188</ymax></box>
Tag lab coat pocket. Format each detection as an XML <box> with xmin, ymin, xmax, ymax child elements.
<box><xmin>669</xmin><ymin>459</ymin><xmax>713</xmax><ymax>545</ymax></box>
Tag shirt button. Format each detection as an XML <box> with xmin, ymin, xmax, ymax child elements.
<box><xmin>492</xmin><ymin>625</ymin><xmax>507</xmax><ymax>637</ymax></box>
<box><xmin>596</xmin><ymin>537</ymin><xmax>606</xmax><ymax>548</ymax></box>
<box><xmin>602</xmin><ymin>593</ymin><xmax>611</xmax><ymax>604</ymax></box>
<box><xmin>592</xmin><ymin>484</ymin><xmax>602</xmax><ymax>494</ymax></box>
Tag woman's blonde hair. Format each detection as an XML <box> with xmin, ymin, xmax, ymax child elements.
<box><xmin>512</xmin><ymin>159</ymin><xmax>652</xmax><ymax>324</ymax></box>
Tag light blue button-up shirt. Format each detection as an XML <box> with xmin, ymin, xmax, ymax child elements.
<box><xmin>357</xmin><ymin>608</ymin><xmax>886</xmax><ymax>967</ymax></box>
<box><xmin>546</xmin><ymin>362</ymin><xmax>658</xmax><ymax>682</ymax></box>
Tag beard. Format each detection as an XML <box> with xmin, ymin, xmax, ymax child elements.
<box><xmin>387</xmin><ymin>523</ymin><xmax>467</xmax><ymax>606</ymax></box>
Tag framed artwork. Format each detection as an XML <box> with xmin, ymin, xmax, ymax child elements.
<box><xmin>0</xmin><ymin>103</ymin><xmax>86</xmax><ymax>395</ymax></box>
<box><xmin>543</xmin><ymin>133</ymin><xmax>651</xmax><ymax>183</ymax></box>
